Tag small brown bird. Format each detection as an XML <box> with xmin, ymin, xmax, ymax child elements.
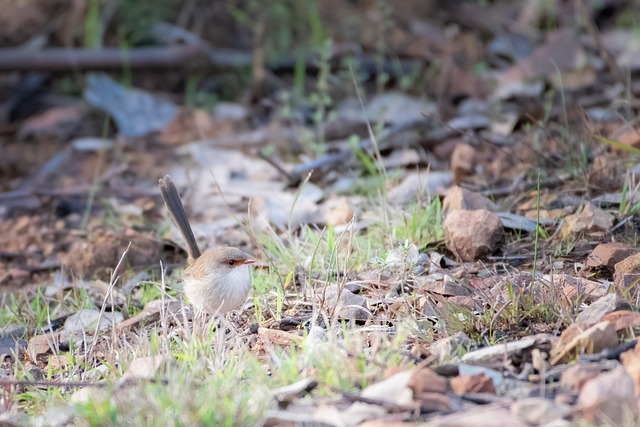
<box><xmin>158</xmin><ymin>175</ymin><xmax>254</xmax><ymax>314</ymax></box>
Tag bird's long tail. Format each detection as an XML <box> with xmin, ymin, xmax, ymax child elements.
<box><xmin>158</xmin><ymin>175</ymin><xmax>202</xmax><ymax>261</ymax></box>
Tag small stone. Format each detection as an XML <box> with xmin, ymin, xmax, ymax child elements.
<box><xmin>408</xmin><ymin>369</ymin><xmax>450</xmax><ymax>407</ymax></box>
<box><xmin>614</xmin><ymin>252</ymin><xmax>640</xmax><ymax>296</ymax></box>
<box><xmin>0</xmin><ymin>336</ymin><xmax>27</xmax><ymax>360</ymax></box>
<box><xmin>443</xmin><ymin>186</ymin><xmax>497</xmax><ymax>215</ymax></box>
<box><xmin>550</xmin><ymin>274</ymin><xmax>608</xmax><ymax>303</ymax></box>
<box><xmin>27</xmin><ymin>332</ymin><xmax>59</xmax><ymax>361</ymax></box>
<box><xmin>119</xmin><ymin>356</ymin><xmax>173</xmax><ymax>383</ymax></box>
<box><xmin>322</xmin><ymin>197</ymin><xmax>353</xmax><ymax>226</ymax></box>
<box><xmin>551</xmin><ymin>321</ymin><xmax>618</xmax><ymax>365</ymax></box>
<box><xmin>322</xmin><ymin>285</ymin><xmax>370</xmax><ymax>321</ymax></box>
<box><xmin>560</xmin><ymin>204</ymin><xmax>614</xmax><ymax>239</ymax></box>
<box><xmin>256</xmin><ymin>328</ymin><xmax>299</xmax><ymax>351</ymax></box>
<box><xmin>386</xmin><ymin>244</ymin><xmax>420</xmax><ymax>268</ymax></box>
<box><xmin>601</xmin><ymin>310</ymin><xmax>640</xmax><ymax>336</ymax></box>
<box><xmin>561</xmin><ymin>363</ymin><xmax>603</xmax><ymax>392</ymax></box>
<box><xmin>511</xmin><ymin>397</ymin><xmax>572</xmax><ymax>425</ymax></box>
<box><xmin>579</xmin><ymin>366</ymin><xmax>635</xmax><ymax>408</ymax></box>
<box><xmin>585</xmin><ymin>242</ymin><xmax>639</xmax><ymax>271</ymax></box>
<box><xmin>63</xmin><ymin>309</ymin><xmax>123</xmax><ymax>334</ymax></box>
<box><xmin>451</xmin><ymin>374</ymin><xmax>495</xmax><ymax>395</ymax></box>
<box><xmin>444</xmin><ymin>209</ymin><xmax>504</xmax><ymax>261</ymax></box>
<box><xmin>70</xmin><ymin>386</ymin><xmax>109</xmax><ymax>404</ymax></box>
<box><xmin>578</xmin><ymin>367</ymin><xmax>637</xmax><ymax>425</ymax></box>
<box><xmin>576</xmin><ymin>293</ymin><xmax>631</xmax><ymax>324</ymax></box>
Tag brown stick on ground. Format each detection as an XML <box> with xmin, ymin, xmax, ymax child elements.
<box><xmin>0</xmin><ymin>45</ymin><xmax>209</xmax><ymax>71</ymax></box>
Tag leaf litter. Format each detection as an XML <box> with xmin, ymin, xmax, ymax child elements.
<box><xmin>2</xmin><ymin>0</ymin><xmax>640</xmax><ymax>425</ymax></box>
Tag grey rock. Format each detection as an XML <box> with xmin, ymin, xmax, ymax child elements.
<box><xmin>322</xmin><ymin>285</ymin><xmax>371</xmax><ymax>321</ymax></box>
<box><xmin>32</xmin><ymin>405</ymin><xmax>77</xmax><ymax>427</ymax></box>
<box><xmin>0</xmin><ymin>336</ymin><xmax>27</xmax><ymax>360</ymax></box>
<box><xmin>63</xmin><ymin>309</ymin><xmax>123</xmax><ymax>334</ymax></box>
<box><xmin>85</xmin><ymin>73</ymin><xmax>178</xmax><ymax>137</ymax></box>
<box><xmin>576</xmin><ymin>293</ymin><xmax>631</xmax><ymax>324</ymax></box>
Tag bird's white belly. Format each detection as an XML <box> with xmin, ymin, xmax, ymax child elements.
<box><xmin>183</xmin><ymin>265</ymin><xmax>251</xmax><ymax>314</ymax></box>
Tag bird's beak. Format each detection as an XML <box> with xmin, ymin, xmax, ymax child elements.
<box><xmin>241</xmin><ymin>258</ymin><xmax>256</xmax><ymax>265</ymax></box>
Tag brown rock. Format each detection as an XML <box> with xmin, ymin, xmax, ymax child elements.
<box><xmin>70</xmin><ymin>386</ymin><xmax>109</xmax><ymax>405</ymax></box>
<box><xmin>614</xmin><ymin>253</ymin><xmax>640</xmax><ymax>296</ymax></box>
<box><xmin>578</xmin><ymin>367</ymin><xmax>637</xmax><ymax>425</ymax></box>
<box><xmin>27</xmin><ymin>332</ymin><xmax>58</xmax><ymax>362</ymax></box>
<box><xmin>322</xmin><ymin>197</ymin><xmax>353</xmax><ymax>226</ymax></box>
<box><xmin>255</xmin><ymin>328</ymin><xmax>300</xmax><ymax>356</ymax></box>
<box><xmin>415</xmin><ymin>392</ymin><xmax>458</xmax><ymax>413</ymax></box>
<box><xmin>551</xmin><ymin>321</ymin><xmax>619</xmax><ymax>365</ymax></box>
<box><xmin>407</xmin><ymin>368</ymin><xmax>459</xmax><ymax>413</ymax></box>
<box><xmin>578</xmin><ymin>366</ymin><xmax>635</xmax><ymax>407</ymax></box>
<box><xmin>444</xmin><ymin>210</ymin><xmax>504</xmax><ymax>261</ymax></box>
<box><xmin>561</xmin><ymin>363</ymin><xmax>604</xmax><ymax>392</ymax></box>
<box><xmin>408</xmin><ymin>368</ymin><xmax>449</xmax><ymax>395</ymax></box>
<box><xmin>585</xmin><ymin>242</ymin><xmax>639</xmax><ymax>272</ymax></box>
<box><xmin>551</xmin><ymin>274</ymin><xmax>607</xmax><ymax>303</ymax></box>
<box><xmin>451</xmin><ymin>143</ymin><xmax>476</xmax><ymax>183</ymax></box>
<box><xmin>582</xmin><ymin>399</ymin><xmax>638</xmax><ymax>426</ymax></box>
<box><xmin>602</xmin><ymin>310</ymin><xmax>640</xmax><ymax>336</ymax></box>
<box><xmin>560</xmin><ymin>203</ymin><xmax>614</xmax><ymax>240</ymax></box>
<box><xmin>447</xmin><ymin>295</ymin><xmax>481</xmax><ymax>311</ymax></box>
<box><xmin>450</xmin><ymin>374</ymin><xmax>495</xmax><ymax>395</ymax></box>
<box><xmin>443</xmin><ymin>186</ymin><xmax>497</xmax><ymax>216</ymax></box>
<box><xmin>119</xmin><ymin>355</ymin><xmax>173</xmax><ymax>383</ymax></box>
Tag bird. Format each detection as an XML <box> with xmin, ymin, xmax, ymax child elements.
<box><xmin>158</xmin><ymin>175</ymin><xmax>255</xmax><ymax>315</ymax></box>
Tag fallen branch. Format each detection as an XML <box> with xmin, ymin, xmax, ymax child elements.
<box><xmin>0</xmin><ymin>44</ymin><xmax>209</xmax><ymax>71</ymax></box>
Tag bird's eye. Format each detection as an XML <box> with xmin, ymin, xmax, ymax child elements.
<box><xmin>227</xmin><ymin>260</ymin><xmax>236</xmax><ymax>266</ymax></box>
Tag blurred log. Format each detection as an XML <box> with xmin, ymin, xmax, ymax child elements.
<box><xmin>0</xmin><ymin>44</ymin><xmax>209</xmax><ymax>71</ymax></box>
